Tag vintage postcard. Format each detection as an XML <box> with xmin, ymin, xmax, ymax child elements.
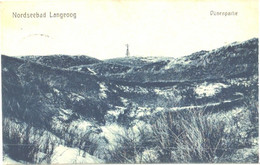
<box><xmin>0</xmin><ymin>0</ymin><xmax>259</xmax><ymax>164</ymax></box>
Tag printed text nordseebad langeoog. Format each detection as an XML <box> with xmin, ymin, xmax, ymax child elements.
<box><xmin>12</xmin><ymin>12</ymin><xmax>77</xmax><ymax>19</ymax></box>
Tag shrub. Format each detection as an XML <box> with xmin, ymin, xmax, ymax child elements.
<box><xmin>108</xmin><ymin>105</ymin><xmax>258</xmax><ymax>163</ymax></box>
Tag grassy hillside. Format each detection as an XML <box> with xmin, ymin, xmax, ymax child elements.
<box><xmin>2</xmin><ymin>38</ymin><xmax>258</xmax><ymax>163</ymax></box>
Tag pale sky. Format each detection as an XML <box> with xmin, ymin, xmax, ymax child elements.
<box><xmin>0</xmin><ymin>0</ymin><xmax>259</xmax><ymax>59</ymax></box>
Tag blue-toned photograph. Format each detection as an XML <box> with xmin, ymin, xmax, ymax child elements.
<box><xmin>1</xmin><ymin>0</ymin><xmax>259</xmax><ymax>164</ymax></box>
